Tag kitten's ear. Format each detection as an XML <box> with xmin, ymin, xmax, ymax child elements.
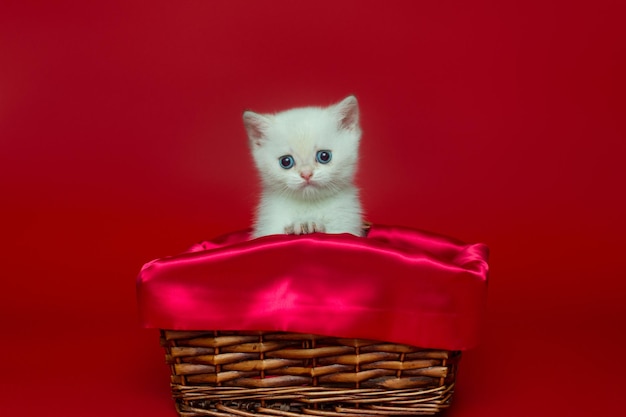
<box><xmin>333</xmin><ymin>95</ymin><xmax>360</xmax><ymax>131</ymax></box>
<box><xmin>243</xmin><ymin>111</ymin><xmax>270</xmax><ymax>147</ymax></box>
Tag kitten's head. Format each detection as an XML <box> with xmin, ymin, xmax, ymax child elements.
<box><xmin>243</xmin><ymin>95</ymin><xmax>361</xmax><ymax>200</ymax></box>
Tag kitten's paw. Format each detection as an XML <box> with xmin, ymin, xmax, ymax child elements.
<box><xmin>284</xmin><ymin>222</ymin><xmax>326</xmax><ymax>235</ymax></box>
<box><xmin>291</xmin><ymin>222</ymin><xmax>325</xmax><ymax>235</ymax></box>
<box><xmin>293</xmin><ymin>223</ymin><xmax>308</xmax><ymax>235</ymax></box>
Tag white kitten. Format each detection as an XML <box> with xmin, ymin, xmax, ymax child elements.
<box><xmin>243</xmin><ymin>95</ymin><xmax>364</xmax><ymax>238</ymax></box>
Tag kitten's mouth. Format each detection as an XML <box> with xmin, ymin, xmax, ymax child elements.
<box><xmin>296</xmin><ymin>181</ymin><xmax>320</xmax><ymax>194</ymax></box>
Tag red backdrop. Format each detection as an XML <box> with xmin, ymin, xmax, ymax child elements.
<box><xmin>1</xmin><ymin>1</ymin><xmax>625</xmax><ymax>416</ymax></box>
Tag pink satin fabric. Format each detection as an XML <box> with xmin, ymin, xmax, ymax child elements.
<box><xmin>136</xmin><ymin>225</ymin><xmax>489</xmax><ymax>351</ymax></box>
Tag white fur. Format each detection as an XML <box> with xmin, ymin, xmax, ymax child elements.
<box><xmin>243</xmin><ymin>95</ymin><xmax>364</xmax><ymax>238</ymax></box>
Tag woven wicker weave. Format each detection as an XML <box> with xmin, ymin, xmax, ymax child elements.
<box><xmin>161</xmin><ymin>330</ymin><xmax>460</xmax><ymax>416</ymax></box>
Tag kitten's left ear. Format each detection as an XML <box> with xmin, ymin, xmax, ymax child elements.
<box><xmin>333</xmin><ymin>95</ymin><xmax>360</xmax><ymax>131</ymax></box>
<box><xmin>243</xmin><ymin>111</ymin><xmax>271</xmax><ymax>148</ymax></box>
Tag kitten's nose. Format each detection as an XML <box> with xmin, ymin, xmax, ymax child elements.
<box><xmin>300</xmin><ymin>170</ymin><xmax>313</xmax><ymax>181</ymax></box>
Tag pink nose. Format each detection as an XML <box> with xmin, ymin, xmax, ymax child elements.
<box><xmin>300</xmin><ymin>171</ymin><xmax>313</xmax><ymax>181</ymax></box>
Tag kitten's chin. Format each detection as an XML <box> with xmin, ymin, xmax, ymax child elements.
<box><xmin>293</xmin><ymin>183</ymin><xmax>335</xmax><ymax>200</ymax></box>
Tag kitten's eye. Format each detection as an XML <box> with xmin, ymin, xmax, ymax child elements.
<box><xmin>279</xmin><ymin>155</ymin><xmax>295</xmax><ymax>169</ymax></box>
<box><xmin>316</xmin><ymin>150</ymin><xmax>332</xmax><ymax>164</ymax></box>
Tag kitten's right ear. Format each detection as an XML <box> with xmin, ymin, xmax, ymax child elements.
<box><xmin>243</xmin><ymin>111</ymin><xmax>270</xmax><ymax>148</ymax></box>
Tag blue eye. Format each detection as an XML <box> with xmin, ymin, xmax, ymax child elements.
<box><xmin>316</xmin><ymin>150</ymin><xmax>332</xmax><ymax>164</ymax></box>
<box><xmin>279</xmin><ymin>155</ymin><xmax>295</xmax><ymax>169</ymax></box>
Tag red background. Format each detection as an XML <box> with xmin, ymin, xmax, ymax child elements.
<box><xmin>1</xmin><ymin>1</ymin><xmax>625</xmax><ymax>416</ymax></box>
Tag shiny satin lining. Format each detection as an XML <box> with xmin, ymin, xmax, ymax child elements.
<box><xmin>136</xmin><ymin>224</ymin><xmax>489</xmax><ymax>350</ymax></box>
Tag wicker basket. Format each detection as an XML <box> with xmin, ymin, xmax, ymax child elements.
<box><xmin>139</xmin><ymin>226</ymin><xmax>488</xmax><ymax>415</ymax></box>
<box><xmin>161</xmin><ymin>330</ymin><xmax>460</xmax><ymax>416</ymax></box>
